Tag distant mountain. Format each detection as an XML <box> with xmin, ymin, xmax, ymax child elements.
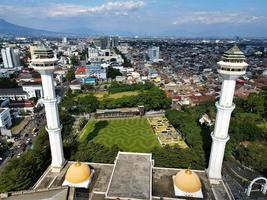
<box><xmin>62</xmin><ymin>27</ymin><xmax>100</xmax><ymax>36</ymax></box>
<box><xmin>62</xmin><ymin>27</ymin><xmax>134</xmax><ymax>37</ymax></box>
<box><xmin>0</xmin><ymin>18</ymin><xmax>65</xmax><ymax>37</ymax></box>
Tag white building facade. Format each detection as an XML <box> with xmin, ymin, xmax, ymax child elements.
<box><xmin>148</xmin><ymin>46</ymin><xmax>160</xmax><ymax>61</ymax></box>
<box><xmin>1</xmin><ymin>47</ymin><xmax>20</xmax><ymax>68</ymax></box>
<box><xmin>22</xmin><ymin>83</ymin><xmax>43</xmax><ymax>99</ymax></box>
<box><xmin>88</xmin><ymin>46</ymin><xmax>99</xmax><ymax>60</ymax></box>
<box><xmin>0</xmin><ymin>108</ymin><xmax>12</xmax><ymax>129</ymax></box>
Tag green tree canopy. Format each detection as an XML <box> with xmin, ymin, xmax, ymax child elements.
<box><xmin>70</xmin><ymin>55</ymin><xmax>80</xmax><ymax>66</ymax></box>
<box><xmin>0</xmin><ymin>78</ymin><xmax>18</xmax><ymax>88</ymax></box>
<box><xmin>107</xmin><ymin>66</ymin><xmax>122</xmax><ymax>79</ymax></box>
<box><xmin>66</xmin><ymin>68</ymin><xmax>75</xmax><ymax>82</ymax></box>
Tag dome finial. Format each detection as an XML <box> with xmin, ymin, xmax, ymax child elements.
<box><xmin>185</xmin><ymin>165</ymin><xmax>192</xmax><ymax>174</ymax></box>
<box><xmin>75</xmin><ymin>161</ymin><xmax>81</xmax><ymax>167</ymax></box>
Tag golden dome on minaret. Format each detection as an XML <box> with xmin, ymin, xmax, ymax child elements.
<box><xmin>174</xmin><ymin>169</ymin><xmax>202</xmax><ymax>193</ymax></box>
<box><xmin>65</xmin><ymin>162</ymin><xmax>91</xmax><ymax>184</ymax></box>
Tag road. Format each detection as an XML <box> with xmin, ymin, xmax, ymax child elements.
<box><xmin>223</xmin><ymin>159</ymin><xmax>267</xmax><ymax>200</ymax></box>
<box><xmin>0</xmin><ymin>109</ymin><xmax>46</xmax><ymax>168</ymax></box>
<box><xmin>0</xmin><ymin>82</ymin><xmax>67</xmax><ymax>168</ymax></box>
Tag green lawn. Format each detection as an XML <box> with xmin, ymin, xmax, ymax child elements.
<box><xmin>78</xmin><ymin>91</ymin><xmax>139</xmax><ymax>100</ymax></box>
<box><xmin>79</xmin><ymin>118</ymin><xmax>160</xmax><ymax>152</ymax></box>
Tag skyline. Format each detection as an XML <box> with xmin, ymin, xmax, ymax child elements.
<box><xmin>0</xmin><ymin>0</ymin><xmax>267</xmax><ymax>37</ymax></box>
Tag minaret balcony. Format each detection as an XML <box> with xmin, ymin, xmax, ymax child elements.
<box><xmin>215</xmin><ymin>102</ymin><xmax>235</xmax><ymax>111</ymax></box>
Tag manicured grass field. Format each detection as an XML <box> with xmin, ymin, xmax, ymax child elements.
<box><xmin>79</xmin><ymin>118</ymin><xmax>160</xmax><ymax>152</ymax></box>
<box><xmin>94</xmin><ymin>91</ymin><xmax>139</xmax><ymax>100</ymax></box>
<box><xmin>76</xmin><ymin>91</ymin><xmax>139</xmax><ymax>100</ymax></box>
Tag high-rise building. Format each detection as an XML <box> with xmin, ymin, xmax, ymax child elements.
<box><xmin>111</xmin><ymin>36</ymin><xmax>119</xmax><ymax>48</ymax></box>
<box><xmin>100</xmin><ymin>36</ymin><xmax>110</xmax><ymax>50</ymax></box>
<box><xmin>207</xmin><ymin>45</ymin><xmax>248</xmax><ymax>183</ymax></box>
<box><xmin>31</xmin><ymin>45</ymin><xmax>65</xmax><ymax>171</ymax></box>
<box><xmin>1</xmin><ymin>47</ymin><xmax>20</xmax><ymax>68</ymax></box>
<box><xmin>96</xmin><ymin>36</ymin><xmax>119</xmax><ymax>50</ymax></box>
<box><xmin>88</xmin><ymin>46</ymin><xmax>99</xmax><ymax>60</ymax></box>
<box><xmin>148</xmin><ymin>46</ymin><xmax>160</xmax><ymax>61</ymax></box>
<box><xmin>62</xmin><ymin>37</ymin><xmax>67</xmax><ymax>44</ymax></box>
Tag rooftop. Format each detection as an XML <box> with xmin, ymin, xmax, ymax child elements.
<box><xmin>0</xmin><ymin>88</ymin><xmax>27</xmax><ymax>96</ymax></box>
<box><xmin>106</xmin><ymin>152</ymin><xmax>152</xmax><ymax>199</ymax></box>
<box><xmin>4</xmin><ymin>187</ymin><xmax>70</xmax><ymax>200</ymax></box>
<box><xmin>4</xmin><ymin>152</ymin><xmax>232</xmax><ymax>200</ymax></box>
<box><xmin>222</xmin><ymin>45</ymin><xmax>246</xmax><ymax>61</ymax></box>
<box><xmin>96</xmin><ymin>107</ymin><xmax>140</xmax><ymax>114</ymax></box>
<box><xmin>32</xmin><ymin>45</ymin><xmax>54</xmax><ymax>59</ymax></box>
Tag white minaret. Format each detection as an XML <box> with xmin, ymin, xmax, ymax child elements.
<box><xmin>207</xmin><ymin>45</ymin><xmax>248</xmax><ymax>183</ymax></box>
<box><xmin>31</xmin><ymin>45</ymin><xmax>65</xmax><ymax>171</ymax></box>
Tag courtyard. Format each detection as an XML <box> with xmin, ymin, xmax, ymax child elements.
<box><xmin>79</xmin><ymin>118</ymin><xmax>160</xmax><ymax>152</ymax></box>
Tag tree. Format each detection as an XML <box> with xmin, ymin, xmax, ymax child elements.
<box><xmin>82</xmin><ymin>84</ymin><xmax>95</xmax><ymax>91</ymax></box>
<box><xmin>70</xmin><ymin>55</ymin><xmax>80</xmax><ymax>66</ymax></box>
<box><xmin>77</xmin><ymin>95</ymin><xmax>99</xmax><ymax>113</ymax></box>
<box><xmin>245</xmin><ymin>93</ymin><xmax>265</xmax><ymax>115</ymax></box>
<box><xmin>73</xmin><ymin>141</ymin><xmax>120</xmax><ymax>164</ymax></box>
<box><xmin>152</xmin><ymin>146</ymin><xmax>205</xmax><ymax>169</ymax></box>
<box><xmin>0</xmin><ymin>129</ymin><xmax>50</xmax><ymax>192</ymax></box>
<box><xmin>237</xmin><ymin>142</ymin><xmax>267</xmax><ymax>176</ymax></box>
<box><xmin>114</xmin><ymin>47</ymin><xmax>132</xmax><ymax>67</ymax></box>
<box><xmin>79</xmin><ymin>49</ymin><xmax>88</xmax><ymax>61</ymax></box>
<box><xmin>107</xmin><ymin>66</ymin><xmax>122</xmax><ymax>79</ymax></box>
<box><xmin>99</xmin><ymin>87</ymin><xmax>171</xmax><ymax>111</ymax></box>
<box><xmin>108</xmin><ymin>81</ymin><xmax>154</xmax><ymax>93</ymax></box>
<box><xmin>0</xmin><ymin>78</ymin><xmax>18</xmax><ymax>88</ymax></box>
<box><xmin>66</xmin><ymin>69</ymin><xmax>75</xmax><ymax>82</ymax></box>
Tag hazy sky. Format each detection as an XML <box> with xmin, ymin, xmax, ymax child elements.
<box><xmin>0</xmin><ymin>0</ymin><xmax>267</xmax><ymax>37</ymax></box>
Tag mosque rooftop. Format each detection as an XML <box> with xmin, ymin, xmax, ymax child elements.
<box><xmin>221</xmin><ymin>45</ymin><xmax>246</xmax><ymax>61</ymax></box>
<box><xmin>3</xmin><ymin>152</ymin><xmax>232</xmax><ymax>200</ymax></box>
<box><xmin>32</xmin><ymin>45</ymin><xmax>54</xmax><ymax>59</ymax></box>
<box><xmin>106</xmin><ymin>152</ymin><xmax>152</xmax><ymax>199</ymax></box>
<box><xmin>2</xmin><ymin>187</ymin><xmax>69</xmax><ymax>200</ymax></box>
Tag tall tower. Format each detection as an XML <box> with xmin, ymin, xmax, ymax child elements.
<box><xmin>31</xmin><ymin>45</ymin><xmax>65</xmax><ymax>171</ymax></box>
<box><xmin>207</xmin><ymin>45</ymin><xmax>248</xmax><ymax>183</ymax></box>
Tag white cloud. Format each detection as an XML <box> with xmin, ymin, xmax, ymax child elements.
<box><xmin>47</xmin><ymin>1</ymin><xmax>146</xmax><ymax>17</ymax></box>
<box><xmin>173</xmin><ymin>11</ymin><xmax>265</xmax><ymax>25</ymax></box>
<box><xmin>0</xmin><ymin>5</ymin><xmax>32</xmax><ymax>15</ymax></box>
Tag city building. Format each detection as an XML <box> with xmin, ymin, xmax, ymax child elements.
<box><xmin>88</xmin><ymin>65</ymin><xmax>107</xmax><ymax>80</ymax></box>
<box><xmin>95</xmin><ymin>107</ymin><xmax>141</xmax><ymax>118</ymax></box>
<box><xmin>88</xmin><ymin>46</ymin><xmax>99</xmax><ymax>60</ymax></box>
<box><xmin>0</xmin><ymin>88</ymin><xmax>28</xmax><ymax>101</ymax></box>
<box><xmin>75</xmin><ymin>65</ymin><xmax>106</xmax><ymax>81</ymax></box>
<box><xmin>31</xmin><ymin>45</ymin><xmax>65</xmax><ymax>171</ymax></box>
<box><xmin>148</xmin><ymin>46</ymin><xmax>160</xmax><ymax>62</ymax></box>
<box><xmin>97</xmin><ymin>36</ymin><xmax>119</xmax><ymax>50</ymax></box>
<box><xmin>0</xmin><ymin>108</ymin><xmax>12</xmax><ymax>137</ymax></box>
<box><xmin>1</xmin><ymin>47</ymin><xmax>20</xmax><ymax>68</ymax></box>
<box><xmin>69</xmin><ymin>80</ymin><xmax>82</xmax><ymax>90</ymax></box>
<box><xmin>207</xmin><ymin>45</ymin><xmax>248</xmax><ymax>182</ymax></box>
<box><xmin>100</xmin><ymin>36</ymin><xmax>110</xmax><ymax>50</ymax></box>
<box><xmin>110</xmin><ymin>36</ymin><xmax>119</xmax><ymax>48</ymax></box>
<box><xmin>0</xmin><ymin>108</ymin><xmax>12</xmax><ymax>129</ymax></box>
<box><xmin>62</xmin><ymin>37</ymin><xmax>68</xmax><ymax>44</ymax></box>
<box><xmin>21</xmin><ymin>82</ymin><xmax>43</xmax><ymax>99</ymax></box>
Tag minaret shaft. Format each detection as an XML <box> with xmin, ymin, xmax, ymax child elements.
<box><xmin>207</xmin><ymin>45</ymin><xmax>248</xmax><ymax>183</ymax></box>
<box><xmin>219</xmin><ymin>78</ymin><xmax>236</xmax><ymax>106</ymax></box>
<box><xmin>31</xmin><ymin>46</ymin><xmax>65</xmax><ymax>170</ymax></box>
